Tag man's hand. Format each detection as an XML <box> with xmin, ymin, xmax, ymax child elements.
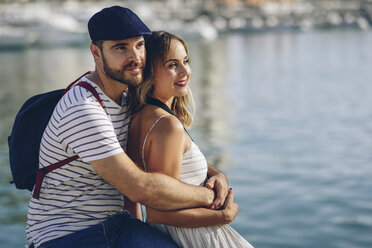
<box><xmin>206</xmin><ymin>165</ymin><xmax>228</xmax><ymax>210</ymax></box>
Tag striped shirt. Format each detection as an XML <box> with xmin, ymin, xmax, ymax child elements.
<box><xmin>26</xmin><ymin>76</ymin><xmax>131</xmax><ymax>247</ymax></box>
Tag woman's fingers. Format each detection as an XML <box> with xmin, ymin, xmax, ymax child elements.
<box><xmin>222</xmin><ymin>189</ymin><xmax>238</xmax><ymax>223</ymax></box>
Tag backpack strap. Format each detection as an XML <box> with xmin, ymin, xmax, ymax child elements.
<box><xmin>63</xmin><ymin>71</ymin><xmax>92</xmax><ymax>94</ymax></box>
<box><xmin>75</xmin><ymin>81</ymin><xmax>104</xmax><ymax>109</ymax></box>
<box><xmin>32</xmin><ymin>74</ymin><xmax>103</xmax><ymax>199</ymax></box>
<box><xmin>33</xmin><ymin>155</ymin><xmax>79</xmax><ymax>199</ymax></box>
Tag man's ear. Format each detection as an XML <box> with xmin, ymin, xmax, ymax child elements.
<box><xmin>90</xmin><ymin>43</ymin><xmax>102</xmax><ymax>63</ymax></box>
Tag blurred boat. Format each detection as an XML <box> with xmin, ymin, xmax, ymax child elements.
<box><xmin>0</xmin><ymin>26</ymin><xmax>37</xmax><ymax>49</ymax></box>
<box><xmin>32</xmin><ymin>12</ymin><xmax>88</xmax><ymax>46</ymax></box>
<box><xmin>0</xmin><ymin>3</ymin><xmax>89</xmax><ymax>48</ymax></box>
<box><xmin>0</xmin><ymin>0</ymin><xmax>371</xmax><ymax>49</ymax></box>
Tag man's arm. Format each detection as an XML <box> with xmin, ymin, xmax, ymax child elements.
<box><xmin>90</xmin><ymin>152</ymin><xmax>215</xmax><ymax>211</ymax></box>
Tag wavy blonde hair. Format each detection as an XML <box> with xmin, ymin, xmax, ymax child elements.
<box><xmin>129</xmin><ymin>31</ymin><xmax>194</xmax><ymax>127</ymax></box>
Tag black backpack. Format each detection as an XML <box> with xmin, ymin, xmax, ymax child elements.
<box><xmin>8</xmin><ymin>72</ymin><xmax>103</xmax><ymax>199</ymax></box>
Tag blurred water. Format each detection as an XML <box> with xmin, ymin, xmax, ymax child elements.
<box><xmin>1</xmin><ymin>29</ymin><xmax>372</xmax><ymax>247</ymax></box>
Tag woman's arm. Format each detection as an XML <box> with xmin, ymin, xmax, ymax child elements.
<box><xmin>144</xmin><ymin>116</ymin><xmax>237</xmax><ymax>227</ymax></box>
<box><xmin>124</xmin><ymin>195</ymin><xmax>142</xmax><ymax>220</ymax></box>
<box><xmin>147</xmin><ymin>189</ymin><xmax>238</xmax><ymax>228</ymax></box>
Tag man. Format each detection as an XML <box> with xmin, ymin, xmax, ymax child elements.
<box><xmin>26</xmin><ymin>6</ymin><xmax>231</xmax><ymax>248</ymax></box>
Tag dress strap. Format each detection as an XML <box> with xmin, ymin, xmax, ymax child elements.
<box><xmin>142</xmin><ymin>115</ymin><xmax>169</xmax><ymax>171</ymax></box>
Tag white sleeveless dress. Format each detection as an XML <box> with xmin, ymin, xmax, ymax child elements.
<box><xmin>142</xmin><ymin>116</ymin><xmax>254</xmax><ymax>248</ymax></box>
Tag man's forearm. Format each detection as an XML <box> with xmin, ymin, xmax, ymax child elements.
<box><xmin>91</xmin><ymin>153</ymin><xmax>214</xmax><ymax>211</ymax></box>
<box><xmin>207</xmin><ymin>164</ymin><xmax>226</xmax><ymax>179</ymax></box>
<box><xmin>138</xmin><ymin>172</ymin><xmax>214</xmax><ymax>211</ymax></box>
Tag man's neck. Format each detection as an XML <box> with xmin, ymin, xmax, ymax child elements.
<box><xmin>87</xmin><ymin>70</ymin><xmax>128</xmax><ymax>105</ymax></box>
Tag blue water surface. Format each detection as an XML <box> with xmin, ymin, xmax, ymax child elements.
<box><xmin>1</xmin><ymin>29</ymin><xmax>372</xmax><ymax>247</ymax></box>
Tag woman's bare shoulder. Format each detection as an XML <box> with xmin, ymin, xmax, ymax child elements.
<box><xmin>131</xmin><ymin>105</ymin><xmax>159</xmax><ymax>127</ymax></box>
<box><xmin>132</xmin><ymin>105</ymin><xmax>184</xmax><ymax>141</ymax></box>
<box><xmin>149</xmin><ymin>114</ymin><xmax>184</xmax><ymax>140</ymax></box>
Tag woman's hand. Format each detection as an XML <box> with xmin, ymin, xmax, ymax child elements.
<box><xmin>221</xmin><ymin>189</ymin><xmax>239</xmax><ymax>224</ymax></box>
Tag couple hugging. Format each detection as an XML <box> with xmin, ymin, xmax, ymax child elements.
<box><xmin>26</xmin><ymin>5</ymin><xmax>253</xmax><ymax>248</ymax></box>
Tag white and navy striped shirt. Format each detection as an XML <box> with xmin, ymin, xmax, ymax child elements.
<box><xmin>26</xmin><ymin>76</ymin><xmax>131</xmax><ymax>247</ymax></box>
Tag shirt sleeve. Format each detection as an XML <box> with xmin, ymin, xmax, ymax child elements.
<box><xmin>57</xmin><ymin>99</ymin><xmax>123</xmax><ymax>162</ymax></box>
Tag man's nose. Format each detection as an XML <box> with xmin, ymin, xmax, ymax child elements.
<box><xmin>129</xmin><ymin>48</ymin><xmax>142</xmax><ymax>61</ymax></box>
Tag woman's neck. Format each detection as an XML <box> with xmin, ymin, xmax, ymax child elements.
<box><xmin>150</xmin><ymin>93</ymin><xmax>174</xmax><ymax>109</ymax></box>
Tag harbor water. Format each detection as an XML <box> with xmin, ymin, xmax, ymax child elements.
<box><xmin>1</xmin><ymin>29</ymin><xmax>372</xmax><ymax>247</ymax></box>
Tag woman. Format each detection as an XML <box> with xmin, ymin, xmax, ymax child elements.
<box><xmin>127</xmin><ymin>31</ymin><xmax>253</xmax><ymax>248</ymax></box>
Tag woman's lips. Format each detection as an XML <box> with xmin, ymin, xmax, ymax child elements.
<box><xmin>175</xmin><ymin>80</ymin><xmax>187</xmax><ymax>87</ymax></box>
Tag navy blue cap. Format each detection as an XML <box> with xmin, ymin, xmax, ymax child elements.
<box><xmin>88</xmin><ymin>6</ymin><xmax>151</xmax><ymax>41</ymax></box>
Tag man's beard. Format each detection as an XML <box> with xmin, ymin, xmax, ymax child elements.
<box><xmin>102</xmin><ymin>54</ymin><xmax>143</xmax><ymax>86</ymax></box>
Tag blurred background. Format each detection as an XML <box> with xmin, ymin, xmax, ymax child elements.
<box><xmin>1</xmin><ymin>0</ymin><xmax>372</xmax><ymax>247</ymax></box>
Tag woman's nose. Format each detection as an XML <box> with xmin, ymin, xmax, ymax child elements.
<box><xmin>179</xmin><ymin>64</ymin><xmax>190</xmax><ymax>76</ymax></box>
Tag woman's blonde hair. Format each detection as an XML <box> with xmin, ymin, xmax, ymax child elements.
<box><xmin>129</xmin><ymin>31</ymin><xmax>194</xmax><ymax>127</ymax></box>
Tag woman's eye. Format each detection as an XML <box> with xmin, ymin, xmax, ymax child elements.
<box><xmin>184</xmin><ymin>59</ymin><xmax>190</xmax><ymax>64</ymax></box>
<box><xmin>168</xmin><ymin>63</ymin><xmax>177</xmax><ymax>68</ymax></box>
